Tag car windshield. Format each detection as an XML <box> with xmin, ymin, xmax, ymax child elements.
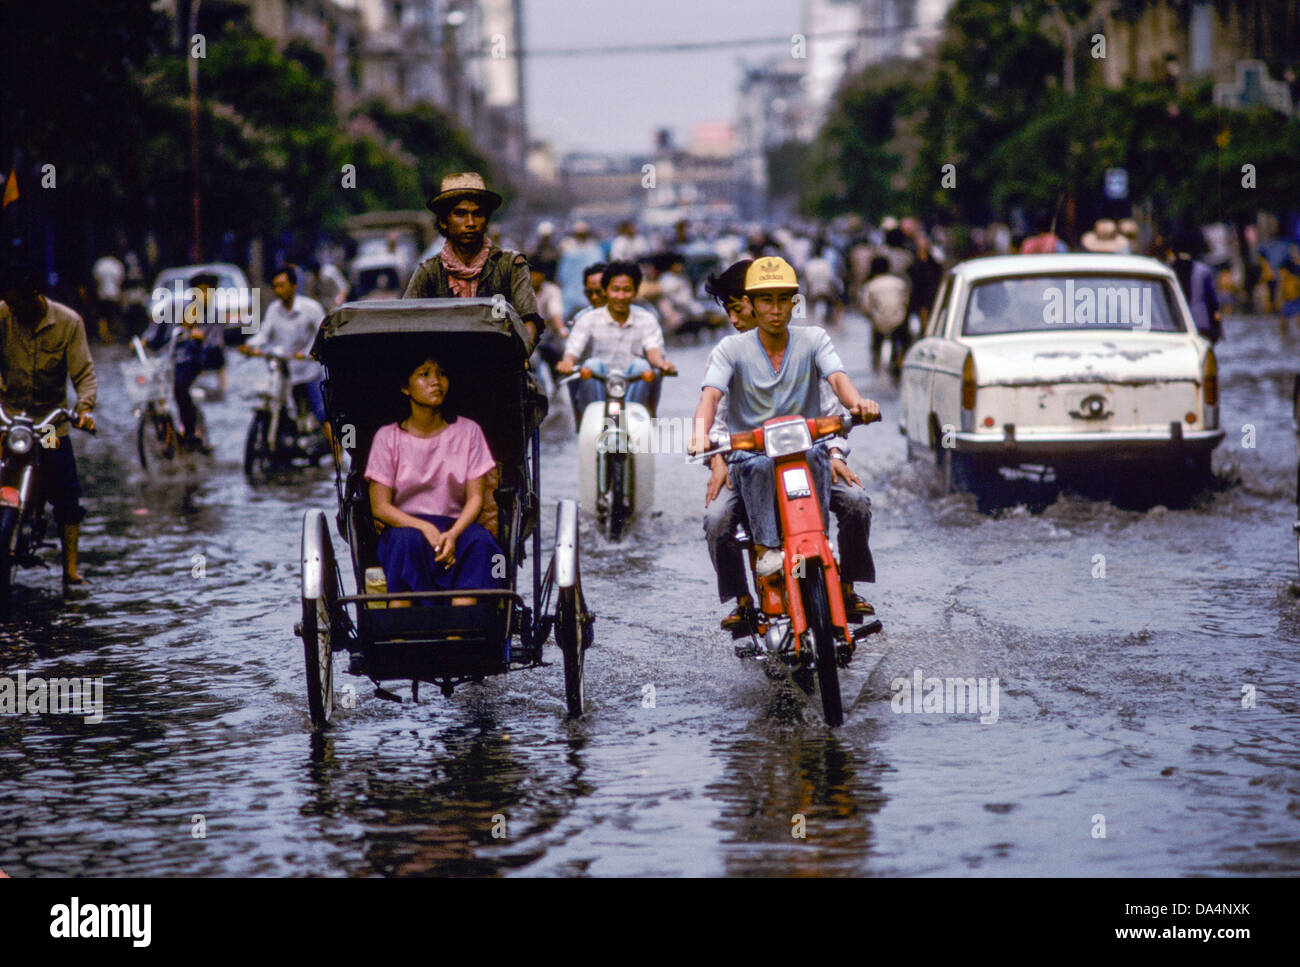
<box><xmin>154</xmin><ymin>267</ymin><xmax>243</xmax><ymax>291</ymax></box>
<box><xmin>962</xmin><ymin>275</ymin><xmax>1184</xmax><ymax>336</ymax></box>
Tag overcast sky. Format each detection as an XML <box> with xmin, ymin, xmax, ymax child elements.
<box><xmin>521</xmin><ymin>0</ymin><xmax>803</xmax><ymax>157</ymax></box>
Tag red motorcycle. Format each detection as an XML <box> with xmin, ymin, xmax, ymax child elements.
<box><xmin>694</xmin><ymin>411</ymin><xmax>882</xmax><ymax>726</ymax></box>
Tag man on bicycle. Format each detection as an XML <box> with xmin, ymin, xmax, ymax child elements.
<box><xmin>688</xmin><ymin>258</ymin><xmax>879</xmax><ymax>620</ymax></box>
<box><xmin>0</xmin><ymin>261</ymin><xmax>97</xmax><ymax>587</ymax></box>
<box><xmin>238</xmin><ymin>264</ymin><xmax>330</xmax><ymax>454</ymax></box>
<box><xmin>146</xmin><ymin>272</ymin><xmax>226</xmax><ymax>453</ymax></box>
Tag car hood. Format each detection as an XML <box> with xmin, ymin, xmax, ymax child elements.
<box><xmin>966</xmin><ymin>334</ymin><xmax>1202</xmax><ymax>386</ymax></box>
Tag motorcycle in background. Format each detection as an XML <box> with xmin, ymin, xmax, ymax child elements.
<box><xmin>243</xmin><ymin>348</ymin><xmax>330</xmax><ymax>482</ymax></box>
<box><xmin>0</xmin><ymin>405</ymin><xmax>95</xmax><ymax>611</ymax></box>
<box><xmin>123</xmin><ymin>334</ymin><xmax>210</xmax><ymax>470</ymax></box>
<box><xmin>560</xmin><ymin>365</ymin><xmax>673</xmax><ymax>540</ymax></box>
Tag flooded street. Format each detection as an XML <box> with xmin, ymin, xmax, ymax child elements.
<box><xmin>3</xmin><ymin>310</ymin><xmax>1299</xmax><ymax>877</ymax></box>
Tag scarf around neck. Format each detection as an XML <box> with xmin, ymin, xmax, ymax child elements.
<box><xmin>440</xmin><ymin>240</ymin><xmax>492</xmax><ymax>297</ymax></box>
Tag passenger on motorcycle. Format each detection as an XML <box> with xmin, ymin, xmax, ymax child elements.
<box><xmin>577</xmin><ymin>262</ymin><xmax>608</xmax><ymax>315</ymax></box>
<box><xmin>699</xmin><ymin>260</ymin><xmax>877</xmax><ymax>628</ymax></box>
<box><xmin>0</xmin><ymin>261</ymin><xmax>97</xmax><ymax>586</ymax></box>
<box><xmin>688</xmin><ymin>257</ymin><xmax>880</xmax><ymax>594</ymax></box>
<box><xmin>237</xmin><ymin>264</ymin><xmax>332</xmax><ymax>453</ymax></box>
<box><xmin>555</xmin><ymin>260</ymin><xmax>677</xmax><ymax>420</ymax></box>
<box><xmin>145</xmin><ymin>271</ymin><xmax>225</xmax><ymax>453</ymax></box>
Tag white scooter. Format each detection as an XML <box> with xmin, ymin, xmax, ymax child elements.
<box><xmin>559</xmin><ymin>365</ymin><xmax>672</xmax><ymax>540</ymax></box>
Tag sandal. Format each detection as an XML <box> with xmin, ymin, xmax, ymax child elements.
<box><xmin>843</xmin><ymin>592</ymin><xmax>874</xmax><ymax>617</ymax></box>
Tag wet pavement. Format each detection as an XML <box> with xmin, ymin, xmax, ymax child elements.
<box><xmin>3</xmin><ymin>310</ymin><xmax>1298</xmax><ymax>876</ymax></box>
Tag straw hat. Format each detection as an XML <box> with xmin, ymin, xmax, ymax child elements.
<box><xmin>425</xmin><ymin>172</ymin><xmax>503</xmax><ymax>218</ymax></box>
<box><xmin>1081</xmin><ymin>219</ymin><xmax>1129</xmax><ymax>253</ymax></box>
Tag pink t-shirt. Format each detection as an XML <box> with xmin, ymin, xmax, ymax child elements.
<box><xmin>364</xmin><ymin>417</ymin><xmax>496</xmax><ymax>518</ymax></box>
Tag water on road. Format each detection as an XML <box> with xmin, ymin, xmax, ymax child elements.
<box><xmin>3</xmin><ymin>311</ymin><xmax>1298</xmax><ymax>876</ymax></box>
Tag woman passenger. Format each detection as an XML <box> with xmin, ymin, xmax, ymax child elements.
<box><xmin>365</xmin><ymin>355</ymin><xmax>504</xmax><ymax>606</ymax></box>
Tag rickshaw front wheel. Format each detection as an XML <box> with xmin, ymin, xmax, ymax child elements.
<box><xmin>301</xmin><ymin>593</ymin><xmax>334</xmax><ymax>728</ymax></box>
<box><xmin>557</xmin><ymin>586</ymin><xmax>584</xmax><ymax>717</ymax></box>
<box><xmin>300</xmin><ymin>509</ymin><xmax>337</xmax><ymax>729</ymax></box>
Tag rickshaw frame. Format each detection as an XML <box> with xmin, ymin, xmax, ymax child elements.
<box><xmin>296</xmin><ymin>297</ymin><xmax>593</xmax><ymax>729</ymax></box>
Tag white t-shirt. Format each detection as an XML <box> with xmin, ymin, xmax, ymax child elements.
<box><xmin>93</xmin><ymin>256</ymin><xmax>124</xmax><ymax>301</ymax></box>
<box><xmin>248</xmin><ymin>295</ymin><xmax>326</xmax><ymax>384</ymax></box>
<box><xmin>563</xmin><ymin>304</ymin><xmax>664</xmax><ymax>370</ymax></box>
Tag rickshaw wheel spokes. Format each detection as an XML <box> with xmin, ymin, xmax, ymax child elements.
<box><xmin>301</xmin><ymin>593</ymin><xmax>334</xmax><ymax>728</ymax></box>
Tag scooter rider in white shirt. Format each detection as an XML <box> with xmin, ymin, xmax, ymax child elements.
<box><xmin>238</xmin><ymin>264</ymin><xmax>333</xmax><ymax>455</ymax></box>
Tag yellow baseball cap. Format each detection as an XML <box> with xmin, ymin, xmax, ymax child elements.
<box><xmin>745</xmin><ymin>256</ymin><xmax>798</xmax><ymax>293</ymax></box>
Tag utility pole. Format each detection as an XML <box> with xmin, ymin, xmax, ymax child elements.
<box><xmin>188</xmin><ymin>0</ymin><xmax>203</xmax><ymax>263</ymax></box>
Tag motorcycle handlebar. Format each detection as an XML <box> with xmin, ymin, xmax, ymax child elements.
<box><xmin>688</xmin><ymin>410</ymin><xmax>880</xmax><ymax>463</ymax></box>
<box><xmin>0</xmin><ymin>405</ymin><xmax>94</xmax><ymax>435</ymax></box>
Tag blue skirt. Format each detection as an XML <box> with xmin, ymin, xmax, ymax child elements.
<box><xmin>377</xmin><ymin>514</ymin><xmax>505</xmax><ymax>602</ymax></box>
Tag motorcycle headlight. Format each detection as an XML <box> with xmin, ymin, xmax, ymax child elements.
<box><xmin>605</xmin><ymin>373</ymin><xmax>628</xmax><ymax>399</ymax></box>
<box><xmin>764</xmin><ymin>418</ymin><xmax>812</xmax><ymax>458</ymax></box>
<box><xmin>5</xmin><ymin>426</ymin><xmax>34</xmax><ymax>456</ymax></box>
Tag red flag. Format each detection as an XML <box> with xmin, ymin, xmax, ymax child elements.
<box><xmin>1</xmin><ymin>169</ymin><xmax>17</xmax><ymax>209</ymax></box>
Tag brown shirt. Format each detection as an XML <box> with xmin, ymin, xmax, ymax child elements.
<box><xmin>403</xmin><ymin>246</ymin><xmax>544</xmax><ymax>340</ymax></box>
<box><xmin>0</xmin><ymin>297</ymin><xmax>98</xmax><ymax>436</ymax></box>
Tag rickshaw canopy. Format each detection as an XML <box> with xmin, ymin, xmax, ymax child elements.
<box><xmin>312</xmin><ymin>298</ymin><xmax>534</xmax><ymax>475</ymax></box>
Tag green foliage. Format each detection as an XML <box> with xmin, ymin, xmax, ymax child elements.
<box><xmin>808</xmin><ymin>0</ymin><xmax>1300</xmax><ymax>230</ymax></box>
<box><xmin>358</xmin><ymin>100</ymin><xmax>497</xmax><ymax>205</ymax></box>
<box><xmin>2</xmin><ymin>7</ymin><xmax>496</xmax><ymax>271</ymax></box>
<box><xmin>804</xmin><ymin>61</ymin><xmax>923</xmax><ymax>220</ymax></box>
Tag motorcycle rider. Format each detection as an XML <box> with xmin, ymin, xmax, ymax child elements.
<box><xmin>555</xmin><ymin>260</ymin><xmax>676</xmax><ymax>421</ymax></box>
<box><xmin>238</xmin><ymin>264</ymin><xmax>332</xmax><ymax>456</ymax></box>
<box><xmin>146</xmin><ymin>271</ymin><xmax>225</xmax><ymax>453</ymax></box>
<box><xmin>689</xmin><ymin>257</ymin><xmax>879</xmax><ymax>601</ymax></box>
<box><xmin>700</xmin><ymin>260</ymin><xmax>877</xmax><ymax>629</ymax></box>
<box><xmin>0</xmin><ymin>260</ymin><xmax>97</xmax><ymax>588</ymax></box>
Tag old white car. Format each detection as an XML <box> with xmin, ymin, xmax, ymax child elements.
<box><xmin>900</xmin><ymin>254</ymin><xmax>1224</xmax><ymax>492</ymax></box>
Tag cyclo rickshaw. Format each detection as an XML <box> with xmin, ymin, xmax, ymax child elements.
<box><xmin>296</xmin><ymin>297</ymin><xmax>594</xmax><ymax>729</ymax></box>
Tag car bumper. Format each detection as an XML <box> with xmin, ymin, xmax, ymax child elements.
<box><xmin>953</xmin><ymin>425</ymin><xmax>1225</xmax><ymax>460</ymax></box>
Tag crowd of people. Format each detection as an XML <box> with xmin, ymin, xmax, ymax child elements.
<box><xmin>7</xmin><ymin>166</ymin><xmax>1300</xmax><ymax>616</ymax></box>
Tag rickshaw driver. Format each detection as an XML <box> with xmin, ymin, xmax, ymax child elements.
<box><xmin>687</xmin><ymin>257</ymin><xmax>880</xmax><ymax>598</ymax></box>
<box><xmin>699</xmin><ymin>260</ymin><xmax>877</xmax><ymax>630</ymax></box>
<box><xmin>404</xmin><ymin>172</ymin><xmax>546</xmax><ymax>350</ymax></box>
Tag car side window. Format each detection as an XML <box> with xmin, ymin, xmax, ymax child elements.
<box><xmin>926</xmin><ymin>278</ymin><xmax>952</xmax><ymax>338</ymax></box>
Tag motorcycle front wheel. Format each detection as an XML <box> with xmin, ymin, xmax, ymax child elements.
<box><xmin>0</xmin><ymin>506</ymin><xmax>19</xmax><ymax>611</ymax></box>
<box><xmin>244</xmin><ymin>411</ymin><xmax>272</xmax><ymax>482</ymax></box>
<box><xmin>800</xmin><ymin>561</ymin><xmax>844</xmax><ymax>727</ymax></box>
<box><xmin>605</xmin><ymin>457</ymin><xmax>629</xmax><ymax>541</ymax></box>
<box><xmin>137</xmin><ymin>407</ymin><xmax>178</xmax><ymax>470</ymax></box>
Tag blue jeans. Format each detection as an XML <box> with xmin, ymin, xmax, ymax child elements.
<box><xmin>377</xmin><ymin>514</ymin><xmax>504</xmax><ymax>602</ymax></box>
<box><xmin>703</xmin><ymin>468</ymin><xmax>874</xmax><ymax>602</ymax></box>
<box><xmin>293</xmin><ymin>379</ymin><xmax>327</xmax><ymax>423</ymax></box>
<box><xmin>728</xmin><ymin>445</ymin><xmax>832</xmax><ymax>549</ymax></box>
<box><xmin>570</xmin><ymin>357</ymin><xmax>654</xmax><ymax>416</ymax></box>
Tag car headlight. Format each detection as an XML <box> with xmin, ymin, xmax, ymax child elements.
<box><xmin>764</xmin><ymin>418</ymin><xmax>812</xmax><ymax>458</ymax></box>
<box><xmin>5</xmin><ymin>426</ymin><xmax>35</xmax><ymax>456</ymax></box>
<box><xmin>606</xmin><ymin>373</ymin><xmax>627</xmax><ymax>399</ymax></box>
